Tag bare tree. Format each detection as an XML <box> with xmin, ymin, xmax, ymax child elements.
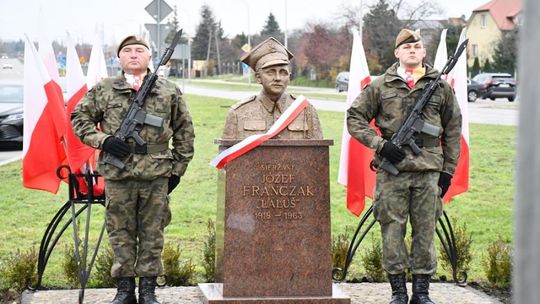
<box><xmin>338</xmin><ymin>0</ymin><xmax>442</xmax><ymax>31</ymax></box>
<box><xmin>393</xmin><ymin>0</ymin><xmax>443</xmax><ymax>28</ymax></box>
<box><xmin>337</xmin><ymin>0</ymin><xmax>442</xmax><ymax>74</ymax></box>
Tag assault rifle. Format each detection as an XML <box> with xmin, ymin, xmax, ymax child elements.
<box><xmin>104</xmin><ymin>30</ymin><xmax>183</xmax><ymax>169</ymax></box>
<box><xmin>378</xmin><ymin>38</ymin><xmax>468</xmax><ymax>175</ymax></box>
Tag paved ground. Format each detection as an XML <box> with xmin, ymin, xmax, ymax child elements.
<box><xmin>182</xmin><ymin>83</ymin><xmax>518</xmax><ymax>126</ymax></box>
<box><xmin>21</xmin><ymin>282</ymin><xmax>502</xmax><ymax>304</ymax></box>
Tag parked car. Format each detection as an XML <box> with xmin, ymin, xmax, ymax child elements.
<box><xmin>0</xmin><ymin>82</ymin><xmax>24</xmax><ymax>150</ymax></box>
<box><xmin>335</xmin><ymin>71</ymin><xmax>349</xmax><ymax>92</ymax></box>
<box><xmin>467</xmin><ymin>73</ymin><xmax>516</xmax><ymax>102</ymax></box>
<box><xmin>467</xmin><ymin>79</ymin><xmax>483</xmax><ymax>102</ymax></box>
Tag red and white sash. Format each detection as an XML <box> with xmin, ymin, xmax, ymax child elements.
<box><xmin>210</xmin><ymin>95</ymin><xmax>310</xmax><ymax>169</ymax></box>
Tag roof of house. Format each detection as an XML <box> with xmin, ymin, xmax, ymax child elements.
<box><xmin>472</xmin><ymin>0</ymin><xmax>522</xmax><ymax>30</ymax></box>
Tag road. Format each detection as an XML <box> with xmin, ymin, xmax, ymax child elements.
<box><xmin>0</xmin><ymin>57</ymin><xmax>24</xmax><ymax>164</ymax></box>
<box><xmin>182</xmin><ymin>83</ymin><xmax>518</xmax><ymax>125</ymax></box>
<box><xmin>0</xmin><ymin>80</ymin><xmax>519</xmax><ymax>166</ymax></box>
<box><xmin>0</xmin><ymin>57</ymin><xmax>24</xmax><ymax>81</ymax></box>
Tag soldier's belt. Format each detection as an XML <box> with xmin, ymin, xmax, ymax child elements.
<box><xmin>383</xmin><ymin>136</ymin><xmax>440</xmax><ymax>148</ymax></box>
<box><xmin>414</xmin><ymin>137</ymin><xmax>440</xmax><ymax>148</ymax></box>
<box><xmin>128</xmin><ymin>143</ymin><xmax>169</xmax><ymax>154</ymax></box>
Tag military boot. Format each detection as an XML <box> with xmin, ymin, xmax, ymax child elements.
<box><xmin>111</xmin><ymin>277</ymin><xmax>137</xmax><ymax>304</ymax></box>
<box><xmin>410</xmin><ymin>274</ymin><xmax>436</xmax><ymax>304</ymax></box>
<box><xmin>139</xmin><ymin>277</ymin><xmax>160</xmax><ymax>304</ymax></box>
<box><xmin>388</xmin><ymin>273</ymin><xmax>408</xmax><ymax>304</ymax></box>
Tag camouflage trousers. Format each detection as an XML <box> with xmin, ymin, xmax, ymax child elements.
<box><xmin>373</xmin><ymin>171</ymin><xmax>443</xmax><ymax>275</ymax></box>
<box><xmin>105</xmin><ymin>178</ymin><xmax>171</xmax><ymax>278</ymax></box>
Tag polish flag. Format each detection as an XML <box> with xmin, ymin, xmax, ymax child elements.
<box><xmin>338</xmin><ymin>29</ymin><xmax>376</xmax><ymax>216</ymax></box>
<box><xmin>437</xmin><ymin>29</ymin><xmax>470</xmax><ymax>201</ymax></box>
<box><xmin>434</xmin><ymin>29</ymin><xmax>448</xmax><ymax>72</ymax></box>
<box><xmin>65</xmin><ymin>33</ymin><xmax>93</xmax><ymax>171</ymax></box>
<box><xmin>22</xmin><ymin>35</ymin><xmax>67</xmax><ymax>193</ymax></box>
<box><xmin>86</xmin><ymin>30</ymin><xmax>109</xmax><ymax>89</ymax></box>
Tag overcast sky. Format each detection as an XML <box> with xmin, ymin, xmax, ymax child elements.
<box><xmin>1</xmin><ymin>0</ymin><xmax>490</xmax><ymax>45</ymax></box>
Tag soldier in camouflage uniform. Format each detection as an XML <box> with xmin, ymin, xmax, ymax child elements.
<box><xmin>71</xmin><ymin>35</ymin><xmax>195</xmax><ymax>304</ymax></box>
<box><xmin>222</xmin><ymin>37</ymin><xmax>322</xmax><ymax>140</ymax></box>
<box><xmin>347</xmin><ymin>29</ymin><xmax>461</xmax><ymax>304</ymax></box>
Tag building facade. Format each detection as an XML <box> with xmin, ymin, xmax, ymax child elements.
<box><xmin>466</xmin><ymin>0</ymin><xmax>521</xmax><ymax>67</ymax></box>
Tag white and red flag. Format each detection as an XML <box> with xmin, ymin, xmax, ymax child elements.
<box><xmin>437</xmin><ymin>29</ymin><xmax>470</xmax><ymax>201</ymax></box>
<box><xmin>434</xmin><ymin>29</ymin><xmax>448</xmax><ymax>72</ymax></box>
<box><xmin>65</xmin><ymin>33</ymin><xmax>94</xmax><ymax>171</ymax></box>
<box><xmin>210</xmin><ymin>96</ymin><xmax>310</xmax><ymax>169</ymax></box>
<box><xmin>338</xmin><ymin>29</ymin><xmax>376</xmax><ymax>216</ymax></box>
<box><xmin>22</xmin><ymin>35</ymin><xmax>67</xmax><ymax>193</ymax></box>
<box><xmin>86</xmin><ymin>29</ymin><xmax>109</xmax><ymax>89</ymax></box>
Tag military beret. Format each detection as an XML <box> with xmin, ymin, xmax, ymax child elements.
<box><xmin>241</xmin><ymin>37</ymin><xmax>293</xmax><ymax>71</ymax></box>
<box><xmin>117</xmin><ymin>35</ymin><xmax>150</xmax><ymax>56</ymax></box>
<box><xmin>395</xmin><ymin>29</ymin><xmax>422</xmax><ymax>48</ymax></box>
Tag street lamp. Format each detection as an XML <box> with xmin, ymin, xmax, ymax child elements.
<box><xmin>241</xmin><ymin>0</ymin><xmax>252</xmax><ymax>86</ymax></box>
<box><xmin>284</xmin><ymin>0</ymin><xmax>288</xmax><ymax>48</ymax></box>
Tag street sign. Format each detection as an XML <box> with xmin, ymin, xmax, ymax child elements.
<box><xmin>171</xmin><ymin>44</ymin><xmax>190</xmax><ymax>60</ymax></box>
<box><xmin>242</xmin><ymin>62</ymin><xmax>250</xmax><ymax>76</ymax></box>
<box><xmin>241</xmin><ymin>44</ymin><xmax>251</xmax><ymax>53</ymax></box>
<box><xmin>145</xmin><ymin>23</ymin><xmax>171</xmax><ymax>50</ymax></box>
<box><xmin>58</xmin><ymin>55</ymin><xmax>66</xmax><ymax>68</ymax></box>
<box><xmin>145</xmin><ymin>0</ymin><xmax>173</xmax><ymax>23</ymax></box>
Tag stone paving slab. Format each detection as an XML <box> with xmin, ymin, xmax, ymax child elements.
<box><xmin>21</xmin><ymin>283</ymin><xmax>502</xmax><ymax>304</ymax></box>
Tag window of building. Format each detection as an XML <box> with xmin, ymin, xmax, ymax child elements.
<box><xmin>472</xmin><ymin>44</ymin><xmax>478</xmax><ymax>57</ymax></box>
<box><xmin>481</xmin><ymin>14</ymin><xmax>487</xmax><ymax>28</ymax></box>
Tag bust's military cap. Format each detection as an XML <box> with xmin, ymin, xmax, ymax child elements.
<box><xmin>395</xmin><ymin>29</ymin><xmax>422</xmax><ymax>48</ymax></box>
<box><xmin>241</xmin><ymin>37</ymin><xmax>293</xmax><ymax>71</ymax></box>
<box><xmin>117</xmin><ymin>35</ymin><xmax>150</xmax><ymax>56</ymax></box>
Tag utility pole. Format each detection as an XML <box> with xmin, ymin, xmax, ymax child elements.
<box><xmin>241</xmin><ymin>0</ymin><xmax>252</xmax><ymax>86</ymax></box>
<box><xmin>214</xmin><ymin>26</ymin><xmax>222</xmax><ymax>75</ymax></box>
<box><xmin>359</xmin><ymin>0</ymin><xmax>363</xmax><ymax>37</ymax></box>
<box><xmin>157</xmin><ymin>1</ymin><xmax>161</xmax><ymax>57</ymax></box>
<box><xmin>205</xmin><ymin>26</ymin><xmax>212</xmax><ymax>77</ymax></box>
<box><xmin>284</xmin><ymin>0</ymin><xmax>288</xmax><ymax>48</ymax></box>
<box><xmin>515</xmin><ymin>0</ymin><xmax>540</xmax><ymax>303</ymax></box>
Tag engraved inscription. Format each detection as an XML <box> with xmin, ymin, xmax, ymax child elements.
<box><xmin>243</xmin><ymin>162</ymin><xmax>315</xmax><ymax>222</ymax></box>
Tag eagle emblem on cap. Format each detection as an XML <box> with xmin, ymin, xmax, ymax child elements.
<box><xmin>268</xmin><ymin>41</ymin><xmax>277</xmax><ymax>53</ymax></box>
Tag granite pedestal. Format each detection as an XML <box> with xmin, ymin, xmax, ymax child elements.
<box><xmin>200</xmin><ymin>140</ymin><xmax>350</xmax><ymax>304</ymax></box>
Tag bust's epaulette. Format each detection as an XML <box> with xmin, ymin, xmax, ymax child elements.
<box><xmin>231</xmin><ymin>95</ymin><xmax>256</xmax><ymax>110</ymax></box>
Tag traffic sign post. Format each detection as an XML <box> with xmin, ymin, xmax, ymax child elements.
<box><xmin>144</xmin><ymin>0</ymin><xmax>173</xmax><ymax>58</ymax></box>
<box><xmin>144</xmin><ymin>23</ymin><xmax>171</xmax><ymax>57</ymax></box>
<box><xmin>241</xmin><ymin>44</ymin><xmax>252</xmax><ymax>86</ymax></box>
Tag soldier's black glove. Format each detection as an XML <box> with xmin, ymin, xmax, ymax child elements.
<box><xmin>438</xmin><ymin>172</ymin><xmax>452</xmax><ymax>197</ymax></box>
<box><xmin>168</xmin><ymin>175</ymin><xmax>181</xmax><ymax>194</ymax></box>
<box><xmin>102</xmin><ymin>137</ymin><xmax>130</xmax><ymax>159</ymax></box>
<box><xmin>379</xmin><ymin>141</ymin><xmax>406</xmax><ymax>164</ymax></box>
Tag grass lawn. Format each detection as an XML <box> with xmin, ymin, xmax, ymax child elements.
<box><xmin>0</xmin><ymin>94</ymin><xmax>515</xmax><ymax>288</ymax></box>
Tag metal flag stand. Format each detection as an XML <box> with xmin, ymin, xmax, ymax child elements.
<box><xmin>27</xmin><ymin>165</ymin><xmax>107</xmax><ymax>304</ymax></box>
<box><xmin>332</xmin><ymin>205</ymin><xmax>468</xmax><ymax>286</ymax></box>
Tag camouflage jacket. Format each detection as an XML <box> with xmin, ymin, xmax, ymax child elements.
<box><xmin>71</xmin><ymin>74</ymin><xmax>195</xmax><ymax>180</ymax></box>
<box><xmin>347</xmin><ymin>62</ymin><xmax>462</xmax><ymax>175</ymax></box>
<box><xmin>221</xmin><ymin>91</ymin><xmax>323</xmax><ymax>140</ymax></box>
